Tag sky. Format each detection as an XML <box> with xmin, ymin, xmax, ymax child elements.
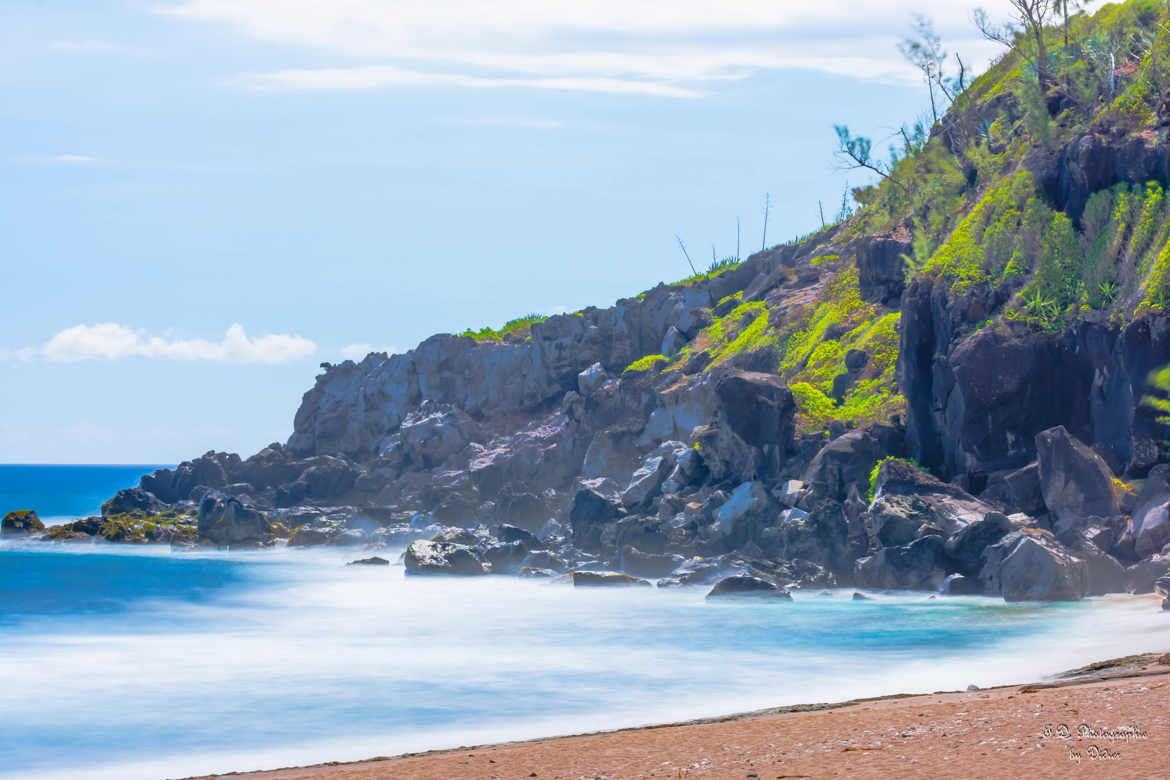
<box><xmin>0</xmin><ymin>0</ymin><xmax>1007</xmax><ymax>463</ymax></box>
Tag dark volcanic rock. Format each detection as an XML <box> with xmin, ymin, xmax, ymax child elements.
<box><xmin>569</xmin><ymin>478</ymin><xmax>627</xmax><ymax>553</ymax></box>
<box><xmin>197</xmin><ymin>491</ymin><xmax>272</xmax><ymax>547</ymax></box>
<box><xmin>856</xmin><ymin>235</ymin><xmax>911</xmax><ymax>305</ymax></box>
<box><xmin>347</xmin><ymin>556</ymin><xmax>390</xmax><ymax>566</ymax></box>
<box><xmin>403</xmin><ymin>539</ymin><xmax>489</xmax><ymax>576</ymax></box>
<box><xmin>101</xmin><ymin>488</ymin><xmax>165</xmax><ymax>518</ymax></box>
<box><xmin>714</xmin><ymin>370</ymin><xmax>796</xmax><ymax>450</ymax></box>
<box><xmin>570</xmin><ymin>570</ymin><xmax>650</xmax><ymax>587</ymax></box>
<box><xmin>941</xmin><ymin>573</ymin><xmax>982</xmax><ymax>595</ymax></box>
<box><xmin>1035</xmin><ymin>426</ymin><xmax>1119</xmax><ymax>527</ymax></box>
<box><xmin>980</xmin><ymin>462</ymin><xmax>1046</xmax><ymax>516</ymax></box>
<box><xmin>619</xmin><ymin>546</ymin><xmax>684</xmax><ymax>578</ymax></box>
<box><xmin>979</xmin><ymin>531</ymin><xmax>1086</xmax><ymax>602</ymax></box>
<box><xmin>1</xmin><ymin>510</ymin><xmax>44</xmax><ymax>537</ymax></box>
<box><xmin>705</xmin><ymin>575</ymin><xmax>792</xmax><ymax>599</ymax></box>
<box><xmin>943</xmin><ymin>511</ymin><xmax>1013</xmax><ymax>577</ymax></box>
<box><xmin>803</xmin><ymin>424</ymin><xmax>904</xmax><ymax>501</ymax></box>
<box><xmin>854</xmin><ymin>535</ymin><xmax>946</xmax><ymax>591</ymax></box>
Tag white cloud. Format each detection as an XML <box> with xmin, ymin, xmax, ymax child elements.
<box><xmin>234</xmin><ymin>66</ymin><xmax>704</xmax><ymax>98</ymax></box>
<box><xmin>33</xmin><ymin>323</ymin><xmax>316</xmax><ymax>364</ymax></box>
<box><xmin>157</xmin><ymin>0</ymin><xmax>1002</xmax><ymax>96</ymax></box>
<box><xmin>340</xmin><ymin>343</ymin><xmax>399</xmax><ymax>361</ymax></box>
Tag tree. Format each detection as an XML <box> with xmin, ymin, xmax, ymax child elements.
<box><xmin>899</xmin><ymin>15</ymin><xmax>949</xmax><ymax>123</ymax></box>
<box><xmin>975</xmin><ymin>1</ymin><xmax>1057</xmax><ymax>91</ymax></box>
<box><xmin>833</xmin><ymin>125</ymin><xmax>904</xmax><ymax>191</ymax></box>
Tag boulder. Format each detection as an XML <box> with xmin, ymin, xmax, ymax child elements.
<box><xmin>569</xmin><ymin>478</ymin><xmax>627</xmax><ymax>552</ymax></box>
<box><xmin>483</xmin><ymin>541</ymin><xmax>529</xmax><ymax>573</ymax></box>
<box><xmin>705</xmin><ymin>575</ymin><xmax>792</xmax><ymax>599</ymax></box>
<box><xmin>1</xmin><ymin>510</ymin><xmax>44</xmax><ymax>537</ymax></box>
<box><xmin>713</xmin><ymin>371</ymin><xmax>796</xmax><ymax>449</ymax></box>
<box><xmin>300</xmin><ymin>456</ymin><xmax>362</xmax><ymax>499</ymax></box>
<box><xmin>101</xmin><ymin>488</ymin><xmax>165</xmax><ymax>518</ymax></box>
<box><xmin>1130</xmin><ymin>465</ymin><xmax>1170</xmax><ymax>559</ymax></box>
<box><xmin>1127</xmin><ymin>554</ymin><xmax>1170</xmax><ymax>594</ymax></box>
<box><xmin>619</xmin><ymin>546</ymin><xmax>684</xmax><ymax>578</ymax></box>
<box><xmin>403</xmin><ymin>539</ymin><xmax>489</xmax><ymax>576</ymax></box>
<box><xmin>496</xmin><ymin>523</ymin><xmax>540</xmax><ymax>548</ymax></box>
<box><xmin>1076</xmin><ymin>543</ymin><xmax>1129</xmax><ymax>596</ymax></box>
<box><xmin>621</xmin><ymin>453</ymin><xmax>671</xmax><ymax>508</ymax></box>
<box><xmin>980</xmin><ymin>531</ymin><xmax>1086</xmax><ymax>602</ymax></box>
<box><xmin>864</xmin><ymin>461</ymin><xmax>999</xmax><ymax>551</ymax></box>
<box><xmin>692</xmin><ymin>424</ymin><xmax>760</xmax><ymax>484</ymax></box>
<box><xmin>347</xmin><ymin>556</ymin><xmax>390</xmax><ymax>566</ymax></box>
<box><xmin>495</xmin><ymin>491</ymin><xmax>549</xmax><ymax>532</ymax></box>
<box><xmin>522</xmin><ymin>549</ymin><xmax>569</xmax><ymax>572</ymax></box>
<box><xmin>944</xmin><ymin>512</ymin><xmax>1013</xmax><ymax>577</ymax></box>
<box><xmin>1035</xmin><ymin>426</ymin><xmax>1119</xmax><ymax>526</ymax></box>
<box><xmin>803</xmin><ymin>424</ymin><xmax>904</xmax><ymax>501</ymax></box>
<box><xmin>570</xmin><ymin>570</ymin><xmax>650</xmax><ymax>587</ymax></box>
<box><xmin>854</xmin><ymin>535</ymin><xmax>946</xmax><ymax>591</ymax></box>
<box><xmin>980</xmin><ymin>462</ymin><xmax>1046</xmax><ymax>516</ymax></box>
<box><xmin>714</xmin><ymin>481</ymin><xmax>769</xmax><ymax>539</ymax></box>
<box><xmin>577</xmin><ymin>362</ymin><xmax>607</xmax><ymax>396</ymax></box>
<box><xmin>197</xmin><ymin>491</ymin><xmax>272</xmax><ymax>547</ymax></box>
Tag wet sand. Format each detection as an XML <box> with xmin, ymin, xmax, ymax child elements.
<box><xmin>194</xmin><ymin>652</ymin><xmax>1170</xmax><ymax>779</ymax></box>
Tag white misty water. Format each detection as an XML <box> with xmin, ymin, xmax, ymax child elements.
<box><xmin>0</xmin><ymin>542</ymin><xmax>1165</xmax><ymax>779</ymax></box>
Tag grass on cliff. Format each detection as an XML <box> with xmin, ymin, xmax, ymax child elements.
<box><xmin>459</xmin><ymin>313</ymin><xmax>549</xmax><ymax>341</ymax></box>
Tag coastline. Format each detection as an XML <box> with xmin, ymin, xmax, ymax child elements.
<box><xmin>190</xmin><ymin>643</ymin><xmax>1170</xmax><ymax>780</ymax></box>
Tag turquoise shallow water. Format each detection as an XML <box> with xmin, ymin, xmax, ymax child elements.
<box><xmin>0</xmin><ymin>468</ymin><xmax>1167</xmax><ymax>779</ymax></box>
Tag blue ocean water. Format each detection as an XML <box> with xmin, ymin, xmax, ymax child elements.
<box><xmin>0</xmin><ymin>469</ymin><xmax>1166</xmax><ymax>780</ymax></box>
<box><xmin>0</xmin><ymin>464</ymin><xmax>165</xmax><ymax>521</ymax></box>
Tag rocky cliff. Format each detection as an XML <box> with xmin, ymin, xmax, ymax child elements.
<box><xmin>33</xmin><ymin>0</ymin><xmax>1170</xmax><ymax>604</ymax></box>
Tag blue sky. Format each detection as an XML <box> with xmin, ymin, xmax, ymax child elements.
<box><xmin>1</xmin><ymin>0</ymin><xmax>1003</xmax><ymax>463</ymax></box>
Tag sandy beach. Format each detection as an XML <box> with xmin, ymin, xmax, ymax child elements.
<box><xmin>193</xmin><ymin>651</ymin><xmax>1170</xmax><ymax>780</ymax></box>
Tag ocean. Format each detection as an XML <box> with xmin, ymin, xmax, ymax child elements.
<box><xmin>0</xmin><ymin>464</ymin><xmax>167</xmax><ymax>522</ymax></box>
<box><xmin>1</xmin><ymin>467</ymin><xmax>1167</xmax><ymax>780</ymax></box>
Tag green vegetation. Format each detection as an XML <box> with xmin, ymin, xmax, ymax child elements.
<box><xmin>867</xmin><ymin>456</ymin><xmax>922</xmax><ymax>503</ymax></box>
<box><xmin>614</xmin><ymin>1</ymin><xmax>1170</xmax><ymax>438</ymax></box>
<box><xmin>99</xmin><ymin>509</ymin><xmax>196</xmax><ymax>544</ymax></box>
<box><xmin>623</xmin><ymin>354</ymin><xmax>670</xmax><ymax>374</ymax></box>
<box><xmin>459</xmin><ymin>313</ymin><xmax>548</xmax><ymax>341</ymax></box>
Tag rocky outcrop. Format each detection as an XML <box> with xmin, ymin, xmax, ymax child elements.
<box><xmin>705</xmin><ymin>575</ymin><xmax>792</xmax><ymax>599</ymax></box>
<box><xmin>2</xmin><ymin>510</ymin><xmax>44</xmax><ymax>537</ymax></box>
<box><xmin>979</xmin><ymin>531</ymin><xmax>1087</xmax><ymax>602</ymax></box>
<box><xmin>1035</xmin><ymin>426</ymin><xmax>1119</xmax><ymax>528</ymax></box>
<box><xmin>197</xmin><ymin>491</ymin><xmax>273</xmax><ymax>547</ymax></box>
<box><xmin>570</xmin><ymin>570</ymin><xmax>650</xmax><ymax>587</ymax></box>
<box><xmin>403</xmin><ymin>539</ymin><xmax>490</xmax><ymax>576</ymax></box>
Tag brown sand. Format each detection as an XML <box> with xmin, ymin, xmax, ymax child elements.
<box><xmin>195</xmin><ymin>658</ymin><xmax>1170</xmax><ymax>780</ymax></box>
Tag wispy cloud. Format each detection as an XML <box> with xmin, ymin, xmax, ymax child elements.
<box><xmin>16</xmin><ymin>323</ymin><xmax>316</xmax><ymax>364</ymax></box>
<box><xmin>10</xmin><ymin>154</ymin><xmax>104</xmax><ymax>166</ymax></box>
<box><xmin>158</xmin><ymin>0</ymin><xmax>999</xmax><ymax>97</ymax></box>
<box><xmin>234</xmin><ymin>66</ymin><xmax>703</xmax><ymax>98</ymax></box>
<box><xmin>340</xmin><ymin>343</ymin><xmax>399</xmax><ymax>361</ymax></box>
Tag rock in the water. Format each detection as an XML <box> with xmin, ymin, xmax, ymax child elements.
<box><xmin>288</xmin><ymin>526</ymin><xmax>333</xmax><ymax>547</ymax></box>
<box><xmin>570</xmin><ymin>570</ymin><xmax>650</xmax><ymax>587</ymax></box>
<box><xmin>852</xmin><ymin>591</ymin><xmax>872</xmax><ymax>601</ymax></box>
<box><xmin>403</xmin><ymin>539</ymin><xmax>489</xmax><ymax>576</ymax></box>
<box><xmin>1</xmin><ymin>510</ymin><xmax>44</xmax><ymax>537</ymax></box>
<box><xmin>980</xmin><ymin>462</ymin><xmax>1045</xmax><ymax>516</ymax></box>
<box><xmin>1129</xmin><ymin>465</ymin><xmax>1170</xmax><ymax>559</ymax></box>
<box><xmin>705</xmin><ymin>575</ymin><xmax>791</xmax><ymax>599</ymax></box>
<box><xmin>496</xmin><ymin>523</ymin><xmax>540</xmax><ymax>548</ymax></box>
<box><xmin>854</xmin><ymin>535</ymin><xmax>946</xmax><ymax>591</ymax></box>
<box><xmin>197</xmin><ymin>491</ymin><xmax>272</xmax><ymax>546</ymax></box>
<box><xmin>101</xmin><ymin>488</ymin><xmax>165</xmax><ymax>517</ymax></box>
<box><xmin>1127</xmin><ymin>554</ymin><xmax>1170</xmax><ymax>594</ymax></box>
<box><xmin>1035</xmin><ymin>426</ymin><xmax>1119</xmax><ymax>527</ymax></box>
<box><xmin>982</xmin><ymin>531</ymin><xmax>1086</xmax><ymax>602</ymax></box>
<box><xmin>347</xmin><ymin>556</ymin><xmax>389</xmax><ymax>566</ymax></box>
